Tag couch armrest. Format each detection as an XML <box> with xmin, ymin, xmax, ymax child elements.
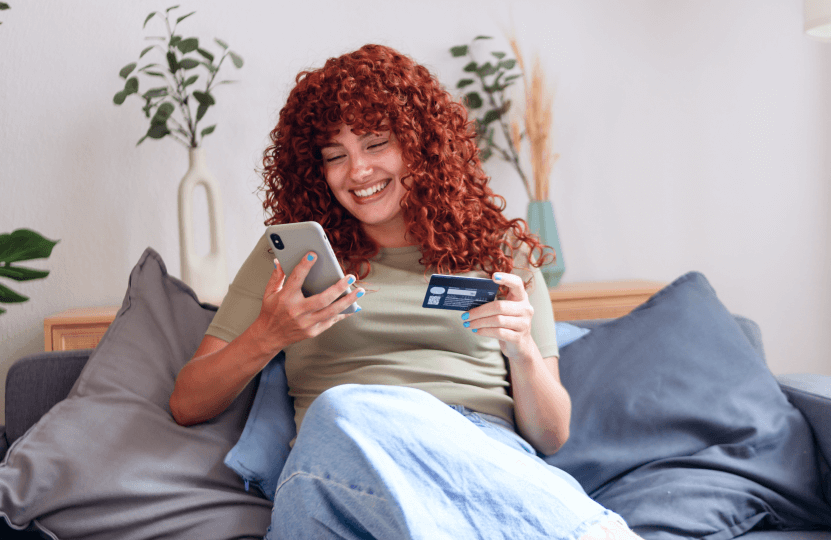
<box><xmin>777</xmin><ymin>374</ymin><xmax>831</xmax><ymax>472</ymax></box>
<box><xmin>4</xmin><ymin>349</ymin><xmax>91</xmax><ymax>447</ymax></box>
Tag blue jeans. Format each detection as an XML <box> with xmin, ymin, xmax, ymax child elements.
<box><xmin>266</xmin><ymin>384</ymin><xmax>627</xmax><ymax>539</ymax></box>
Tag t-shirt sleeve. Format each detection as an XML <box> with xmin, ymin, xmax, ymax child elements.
<box><xmin>526</xmin><ymin>264</ymin><xmax>559</xmax><ymax>359</ymax></box>
<box><xmin>205</xmin><ymin>233</ymin><xmax>274</xmax><ymax>343</ymax></box>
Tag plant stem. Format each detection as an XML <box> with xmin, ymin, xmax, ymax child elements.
<box><xmin>468</xmin><ymin>49</ymin><xmax>532</xmax><ymax>200</ymax></box>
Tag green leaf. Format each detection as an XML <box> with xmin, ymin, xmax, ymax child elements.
<box><xmin>456</xmin><ymin>79</ymin><xmax>475</xmax><ymax>89</ymax></box>
<box><xmin>491</xmin><ymin>51</ymin><xmax>506</xmax><ymax>59</ymax></box>
<box><xmin>151</xmin><ymin>102</ymin><xmax>174</xmax><ymax>124</ymax></box>
<box><xmin>177</xmin><ymin>37</ymin><xmax>198</xmax><ymax>53</ymax></box>
<box><xmin>0</xmin><ymin>306</ymin><xmax>6</xmax><ymax>315</ymax></box>
<box><xmin>146</xmin><ymin>123</ymin><xmax>170</xmax><ymax>139</ymax></box>
<box><xmin>182</xmin><ymin>75</ymin><xmax>198</xmax><ymax>87</ymax></box>
<box><xmin>228</xmin><ymin>51</ymin><xmax>244</xmax><ymax>69</ymax></box>
<box><xmin>499</xmin><ymin>59</ymin><xmax>517</xmax><ymax>70</ymax></box>
<box><xmin>166</xmin><ymin>5</ymin><xmax>180</xmax><ymax>13</ymax></box>
<box><xmin>192</xmin><ymin>90</ymin><xmax>215</xmax><ymax>106</ymax></box>
<box><xmin>113</xmin><ymin>90</ymin><xmax>127</xmax><ymax>105</ymax></box>
<box><xmin>124</xmin><ymin>76</ymin><xmax>139</xmax><ymax>94</ymax></box>
<box><xmin>145</xmin><ymin>71</ymin><xmax>166</xmax><ymax>78</ymax></box>
<box><xmin>196</xmin><ymin>102</ymin><xmax>210</xmax><ymax>121</ymax></box>
<box><xmin>0</xmin><ymin>265</ymin><xmax>49</xmax><ymax>281</ymax></box>
<box><xmin>178</xmin><ymin>58</ymin><xmax>199</xmax><ymax>70</ymax></box>
<box><xmin>463</xmin><ymin>61</ymin><xmax>478</xmax><ymax>73</ymax></box>
<box><xmin>477</xmin><ymin>62</ymin><xmax>497</xmax><ymax>77</ymax></box>
<box><xmin>169</xmin><ymin>35</ymin><xmax>182</xmax><ymax>48</ymax></box>
<box><xmin>143</xmin><ymin>86</ymin><xmax>168</xmax><ymax>99</ymax></box>
<box><xmin>0</xmin><ymin>229</ymin><xmax>59</xmax><ymax>263</ymax></box>
<box><xmin>474</xmin><ymin>35</ymin><xmax>493</xmax><ymax>41</ymax></box>
<box><xmin>450</xmin><ymin>45</ymin><xmax>468</xmax><ymax>57</ymax></box>
<box><xmin>176</xmin><ymin>11</ymin><xmax>195</xmax><ymax>25</ymax></box>
<box><xmin>0</xmin><ymin>3</ymin><xmax>10</xmax><ymax>11</ymax></box>
<box><xmin>196</xmin><ymin>48</ymin><xmax>214</xmax><ymax>62</ymax></box>
<box><xmin>215</xmin><ymin>38</ymin><xmax>228</xmax><ymax>49</ymax></box>
<box><xmin>143</xmin><ymin>11</ymin><xmax>157</xmax><ymax>29</ymax></box>
<box><xmin>503</xmin><ymin>74</ymin><xmax>521</xmax><ymax>84</ymax></box>
<box><xmin>464</xmin><ymin>92</ymin><xmax>483</xmax><ymax>109</ymax></box>
<box><xmin>139</xmin><ymin>45</ymin><xmax>155</xmax><ymax>58</ymax></box>
<box><xmin>200</xmin><ymin>124</ymin><xmax>216</xmax><ymax>137</ymax></box>
<box><xmin>0</xmin><ymin>283</ymin><xmax>28</xmax><ymax>304</ymax></box>
<box><xmin>138</xmin><ymin>63</ymin><xmax>159</xmax><ymax>72</ymax></box>
<box><xmin>480</xmin><ymin>147</ymin><xmax>493</xmax><ymax>162</ymax></box>
<box><xmin>166</xmin><ymin>51</ymin><xmax>178</xmax><ymax>72</ymax></box>
<box><xmin>482</xmin><ymin>109</ymin><xmax>501</xmax><ymax>125</ymax></box>
<box><xmin>119</xmin><ymin>62</ymin><xmax>136</xmax><ymax>79</ymax></box>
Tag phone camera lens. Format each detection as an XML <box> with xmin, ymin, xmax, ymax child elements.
<box><xmin>270</xmin><ymin>234</ymin><xmax>284</xmax><ymax>250</ymax></box>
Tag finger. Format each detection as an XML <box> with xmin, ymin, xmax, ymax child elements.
<box><xmin>306</xmin><ymin>273</ymin><xmax>359</xmax><ymax>312</ymax></box>
<box><xmin>283</xmin><ymin>251</ymin><xmax>318</xmax><ymax>292</ymax></box>
<box><xmin>493</xmin><ymin>272</ymin><xmax>527</xmax><ymax>301</ymax></box>
<box><xmin>265</xmin><ymin>258</ymin><xmax>287</xmax><ymax>295</ymax></box>
<box><xmin>316</xmin><ymin>286</ymin><xmax>364</xmax><ymax>319</ymax></box>
<box><xmin>465</xmin><ymin>312</ymin><xmax>527</xmax><ymax>333</ymax></box>
<box><xmin>466</xmin><ymin>299</ymin><xmax>527</xmax><ymax>321</ymax></box>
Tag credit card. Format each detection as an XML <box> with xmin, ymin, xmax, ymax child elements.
<box><xmin>422</xmin><ymin>274</ymin><xmax>499</xmax><ymax>311</ymax></box>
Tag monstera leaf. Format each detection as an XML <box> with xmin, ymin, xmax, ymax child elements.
<box><xmin>0</xmin><ymin>229</ymin><xmax>59</xmax><ymax>315</ymax></box>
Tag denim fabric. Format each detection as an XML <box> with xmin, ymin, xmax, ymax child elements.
<box><xmin>266</xmin><ymin>384</ymin><xmax>625</xmax><ymax>540</ymax></box>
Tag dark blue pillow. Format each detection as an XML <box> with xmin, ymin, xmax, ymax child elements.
<box><xmin>546</xmin><ymin>272</ymin><xmax>831</xmax><ymax>539</ymax></box>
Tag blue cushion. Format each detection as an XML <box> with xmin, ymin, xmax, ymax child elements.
<box><xmin>555</xmin><ymin>321</ymin><xmax>591</xmax><ymax>348</ymax></box>
<box><xmin>225</xmin><ymin>322</ymin><xmax>590</xmax><ymax>499</ymax></box>
<box><xmin>546</xmin><ymin>272</ymin><xmax>831</xmax><ymax>539</ymax></box>
<box><xmin>224</xmin><ymin>351</ymin><xmax>294</xmax><ymax>501</ymax></box>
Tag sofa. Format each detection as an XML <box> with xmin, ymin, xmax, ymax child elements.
<box><xmin>1</xmin><ymin>248</ymin><xmax>830</xmax><ymax>539</ymax></box>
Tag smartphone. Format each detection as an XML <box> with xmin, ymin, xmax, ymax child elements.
<box><xmin>265</xmin><ymin>221</ymin><xmax>359</xmax><ymax>314</ymax></box>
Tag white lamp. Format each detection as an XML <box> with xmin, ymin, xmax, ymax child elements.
<box><xmin>805</xmin><ymin>0</ymin><xmax>831</xmax><ymax>40</ymax></box>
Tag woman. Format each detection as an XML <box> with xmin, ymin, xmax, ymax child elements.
<box><xmin>170</xmin><ymin>44</ymin><xmax>640</xmax><ymax>539</ymax></box>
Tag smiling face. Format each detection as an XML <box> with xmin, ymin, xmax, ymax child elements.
<box><xmin>320</xmin><ymin>124</ymin><xmax>413</xmax><ymax>248</ymax></box>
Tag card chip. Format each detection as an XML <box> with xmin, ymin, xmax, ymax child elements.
<box><xmin>428</xmin><ymin>295</ymin><xmax>441</xmax><ymax>306</ymax></box>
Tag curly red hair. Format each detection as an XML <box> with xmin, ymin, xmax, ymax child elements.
<box><xmin>261</xmin><ymin>44</ymin><xmax>554</xmax><ymax>282</ymax></box>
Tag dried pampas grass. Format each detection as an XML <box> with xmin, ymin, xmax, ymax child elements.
<box><xmin>509</xmin><ymin>38</ymin><xmax>560</xmax><ymax>202</ymax></box>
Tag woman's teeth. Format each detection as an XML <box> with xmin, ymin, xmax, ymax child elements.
<box><xmin>354</xmin><ymin>180</ymin><xmax>390</xmax><ymax>198</ymax></box>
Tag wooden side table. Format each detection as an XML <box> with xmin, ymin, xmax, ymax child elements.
<box><xmin>43</xmin><ymin>306</ymin><xmax>120</xmax><ymax>352</ymax></box>
<box><xmin>549</xmin><ymin>280</ymin><xmax>665</xmax><ymax>321</ymax></box>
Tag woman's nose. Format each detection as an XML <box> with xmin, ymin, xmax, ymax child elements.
<box><xmin>350</xmin><ymin>155</ymin><xmax>372</xmax><ymax>180</ymax></box>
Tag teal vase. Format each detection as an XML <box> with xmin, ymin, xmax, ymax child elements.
<box><xmin>526</xmin><ymin>200</ymin><xmax>565</xmax><ymax>287</ymax></box>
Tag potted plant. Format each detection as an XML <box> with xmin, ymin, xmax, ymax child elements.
<box><xmin>450</xmin><ymin>36</ymin><xmax>565</xmax><ymax>286</ymax></box>
<box><xmin>0</xmin><ymin>229</ymin><xmax>59</xmax><ymax>315</ymax></box>
<box><xmin>112</xmin><ymin>5</ymin><xmax>244</xmax><ymax>304</ymax></box>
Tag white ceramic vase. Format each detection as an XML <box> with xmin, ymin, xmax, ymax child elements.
<box><xmin>178</xmin><ymin>147</ymin><xmax>229</xmax><ymax>305</ymax></box>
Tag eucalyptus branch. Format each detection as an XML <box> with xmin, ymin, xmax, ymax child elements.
<box><xmin>450</xmin><ymin>36</ymin><xmax>533</xmax><ymax>200</ymax></box>
<box><xmin>113</xmin><ymin>5</ymin><xmax>244</xmax><ymax>148</ymax></box>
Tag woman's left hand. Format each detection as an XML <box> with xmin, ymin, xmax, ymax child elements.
<box><xmin>464</xmin><ymin>272</ymin><xmax>535</xmax><ymax>361</ymax></box>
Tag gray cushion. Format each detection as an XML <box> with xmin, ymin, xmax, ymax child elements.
<box><xmin>0</xmin><ymin>248</ymin><xmax>271</xmax><ymax>539</ymax></box>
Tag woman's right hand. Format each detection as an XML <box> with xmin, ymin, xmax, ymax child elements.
<box><xmin>253</xmin><ymin>252</ymin><xmax>363</xmax><ymax>354</ymax></box>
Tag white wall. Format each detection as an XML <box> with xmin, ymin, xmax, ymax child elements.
<box><xmin>1</xmin><ymin>0</ymin><xmax>829</xmax><ymax>423</ymax></box>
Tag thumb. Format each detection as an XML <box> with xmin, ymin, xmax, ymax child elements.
<box><xmin>266</xmin><ymin>258</ymin><xmax>286</xmax><ymax>295</ymax></box>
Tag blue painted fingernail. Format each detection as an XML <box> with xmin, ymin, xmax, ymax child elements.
<box><xmin>463</xmin><ymin>321</ymin><xmax>470</xmax><ymax>328</ymax></box>
<box><xmin>274</xmin><ymin>261</ymin><xmax>278</xmax><ymax>269</ymax></box>
<box><xmin>357</xmin><ymin>290</ymin><xmax>364</xmax><ymax>298</ymax></box>
<box><xmin>347</xmin><ymin>276</ymin><xmax>355</xmax><ymax>285</ymax></box>
<box><xmin>307</xmin><ymin>254</ymin><xmax>314</xmax><ymax>261</ymax></box>
<box><xmin>472</xmin><ymin>329</ymin><xmax>478</xmax><ymax>333</ymax></box>
<box><xmin>356</xmin><ymin>306</ymin><xmax>362</xmax><ymax>312</ymax></box>
<box><xmin>461</xmin><ymin>312</ymin><xmax>469</xmax><ymax>320</ymax></box>
<box><xmin>494</xmin><ymin>273</ymin><xmax>501</xmax><ymax>280</ymax></box>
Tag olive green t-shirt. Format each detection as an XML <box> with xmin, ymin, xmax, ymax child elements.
<box><xmin>205</xmin><ymin>233</ymin><xmax>559</xmax><ymax>433</ymax></box>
